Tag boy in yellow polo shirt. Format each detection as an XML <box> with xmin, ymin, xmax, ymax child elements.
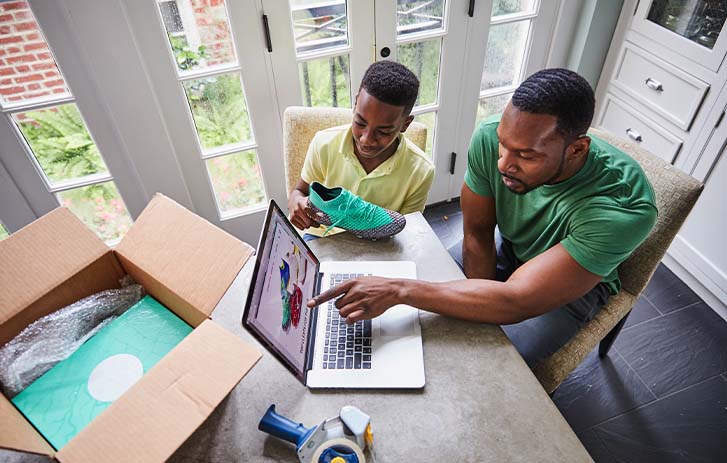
<box><xmin>287</xmin><ymin>61</ymin><xmax>435</xmax><ymax>233</ymax></box>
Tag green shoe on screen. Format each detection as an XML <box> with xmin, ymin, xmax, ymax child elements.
<box><xmin>305</xmin><ymin>182</ymin><xmax>406</xmax><ymax>240</ymax></box>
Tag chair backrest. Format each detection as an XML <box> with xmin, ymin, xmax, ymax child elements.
<box><xmin>282</xmin><ymin>106</ymin><xmax>428</xmax><ymax>194</ymax></box>
<box><xmin>588</xmin><ymin>127</ymin><xmax>703</xmax><ymax>296</ymax></box>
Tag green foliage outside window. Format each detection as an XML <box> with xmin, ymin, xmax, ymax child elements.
<box><xmin>17</xmin><ymin>104</ymin><xmax>107</xmax><ymax>184</ymax></box>
<box><xmin>16</xmin><ymin>105</ymin><xmax>132</xmax><ymax>242</ymax></box>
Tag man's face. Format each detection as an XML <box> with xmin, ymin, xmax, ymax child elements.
<box><xmin>496</xmin><ymin>102</ymin><xmax>579</xmax><ymax>194</ymax></box>
<box><xmin>351</xmin><ymin>89</ymin><xmax>413</xmax><ymax>160</ymax></box>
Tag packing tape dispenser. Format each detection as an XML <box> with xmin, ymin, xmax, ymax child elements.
<box><xmin>258</xmin><ymin>404</ymin><xmax>374</xmax><ymax>463</ymax></box>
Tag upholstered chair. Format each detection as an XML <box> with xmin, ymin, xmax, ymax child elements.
<box><xmin>282</xmin><ymin>106</ymin><xmax>428</xmax><ymax>194</ymax></box>
<box><xmin>533</xmin><ymin>127</ymin><xmax>704</xmax><ymax>394</ymax></box>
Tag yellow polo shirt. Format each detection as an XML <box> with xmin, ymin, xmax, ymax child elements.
<box><xmin>301</xmin><ymin>125</ymin><xmax>435</xmax><ymax>217</ymax></box>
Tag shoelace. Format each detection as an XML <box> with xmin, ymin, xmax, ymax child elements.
<box><xmin>322</xmin><ymin>194</ymin><xmax>379</xmax><ymax>236</ymax></box>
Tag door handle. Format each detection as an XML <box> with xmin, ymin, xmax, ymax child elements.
<box><xmin>626</xmin><ymin>128</ymin><xmax>643</xmax><ymax>142</ymax></box>
<box><xmin>645</xmin><ymin>77</ymin><xmax>663</xmax><ymax>92</ymax></box>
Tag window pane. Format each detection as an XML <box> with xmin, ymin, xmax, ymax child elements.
<box><xmin>183</xmin><ymin>73</ymin><xmax>252</xmax><ymax>150</ymax></box>
<box><xmin>206</xmin><ymin>150</ymin><xmax>266</xmax><ymax>214</ymax></box>
<box><xmin>397</xmin><ymin>0</ymin><xmax>445</xmax><ymax>38</ymax></box>
<box><xmin>0</xmin><ymin>0</ymin><xmax>71</xmax><ymax>106</ymax></box>
<box><xmin>57</xmin><ymin>182</ymin><xmax>133</xmax><ymax>243</ymax></box>
<box><xmin>13</xmin><ymin>104</ymin><xmax>109</xmax><ymax>186</ymax></box>
<box><xmin>475</xmin><ymin>93</ymin><xmax>512</xmax><ymax>127</ymax></box>
<box><xmin>398</xmin><ymin>39</ymin><xmax>441</xmax><ymax>107</ymax></box>
<box><xmin>290</xmin><ymin>0</ymin><xmax>348</xmax><ymax>54</ymax></box>
<box><xmin>647</xmin><ymin>0</ymin><xmax>726</xmax><ymax>49</ymax></box>
<box><xmin>0</xmin><ymin>223</ymin><xmax>8</xmax><ymax>241</ymax></box>
<box><xmin>492</xmin><ymin>0</ymin><xmax>537</xmax><ymax>17</ymax></box>
<box><xmin>480</xmin><ymin>20</ymin><xmax>530</xmax><ymax>92</ymax></box>
<box><xmin>299</xmin><ymin>55</ymin><xmax>351</xmax><ymax>108</ymax></box>
<box><xmin>414</xmin><ymin>111</ymin><xmax>435</xmax><ymax>159</ymax></box>
<box><xmin>158</xmin><ymin>0</ymin><xmax>237</xmax><ymax>73</ymax></box>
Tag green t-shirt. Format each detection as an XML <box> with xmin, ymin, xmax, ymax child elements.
<box><xmin>464</xmin><ymin>116</ymin><xmax>657</xmax><ymax>295</ymax></box>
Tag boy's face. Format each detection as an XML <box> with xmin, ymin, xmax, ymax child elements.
<box><xmin>351</xmin><ymin>89</ymin><xmax>414</xmax><ymax>160</ymax></box>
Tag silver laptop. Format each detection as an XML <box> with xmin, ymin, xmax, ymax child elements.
<box><xmin>242</xmin><ymin>200</ymin><xmax>425</xmax><ymax>388</ymax></box>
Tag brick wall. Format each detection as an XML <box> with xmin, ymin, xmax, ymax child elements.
<box><xmin>0</xmin><ymin>1</ymin><xmax>67</xmax><ymax>105</ymax></box>
<box><xmin>189</xmin><ymin>0</ymin><xmax>235</xmax><ymax>66</ymax></box>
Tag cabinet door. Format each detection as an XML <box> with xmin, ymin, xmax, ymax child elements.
<box><xmin>631</xmin><ymin>0</ymin><xmax>727</xmax><ymax>71</ymax></box>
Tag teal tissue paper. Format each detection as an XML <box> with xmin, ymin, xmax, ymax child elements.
<box><xmin>12</xmin><ymin>295</ymin><xmax>192</xmax><ymax>449</ymax></box>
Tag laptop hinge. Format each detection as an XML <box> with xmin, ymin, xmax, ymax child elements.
<box><xmin>304</xmin><ymin>271</ymin><xmax>325</xmax><ymax>378</ymax></box>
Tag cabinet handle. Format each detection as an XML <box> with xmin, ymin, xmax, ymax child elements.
<box><xmin>645</xmin><ymin>77</ymin><xmax>663</xmax><ymax>92</ymax></box>
<box><xmin>626</xmin><ymin>128</ymin><xmax>643</xmax><ymax>142</ymax></box>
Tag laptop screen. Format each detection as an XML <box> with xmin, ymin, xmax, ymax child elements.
<box><xmin>243</xmin><ymin>201</ymin><xmax>320</xmax><ymax>381</ymax></box>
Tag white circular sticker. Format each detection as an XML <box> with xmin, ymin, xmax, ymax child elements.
<box><xmin>87</xmin><ymin>354</ymin><xmax>144</xmax><ymax>402</ymax></box>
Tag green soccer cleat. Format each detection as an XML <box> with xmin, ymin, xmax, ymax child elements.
<box><xmin>305</xmin><ymin>182</ymin><xmax>406</xmax><ymax>240</ymax></box>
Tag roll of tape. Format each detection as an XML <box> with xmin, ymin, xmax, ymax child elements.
<box><xmin>311</xmin><ymin>438</ymin><xmax>365</xmax><ymax>463</ymax></box>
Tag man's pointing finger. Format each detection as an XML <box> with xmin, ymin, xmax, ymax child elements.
<box><xmin>307</xmin><ymin>279</ymin><xmax>353</xmax><ymax>308</ymax></box>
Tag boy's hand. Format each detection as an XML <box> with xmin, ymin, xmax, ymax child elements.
<box><xmin>289</xmin><ymin>193</ymin><xmax>319</xmax><ymax>230</ymax></box>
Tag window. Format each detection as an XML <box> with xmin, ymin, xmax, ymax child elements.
<box><xmin>475</xmin><ymin>0</ymin><xmax>538</xmax><ymax>127</ymax></box>
<box><xmin>157</xmin><ymin>0</ymin><xmax>267</xmax><ymax>216</ymax></box>
<box><xmin>0</xmin><ymin>1</ymin><xmax>132</xmax><ymax>242</ymax></box>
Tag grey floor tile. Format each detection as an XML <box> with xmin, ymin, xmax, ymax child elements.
<box><xmin>428</xmin><ymin>218</ymin><xmax>454</xmax><ymax>245</ymax></box>
<box><xmin>644</xmin><ymin>264</ymin><xmax>702</xmax><ymax>313</ymax></box>
<box><xmin>577</xmin><ymin>429</ymin><xmax>616</xmax><ymax>463</ymax></box>
<box><xmin>423</xmin><ymin>199</ymin><xmax>461</xmax><ymax>221</ymax></box>
<box><xmin>426</xmin><ymin>213</ymin><xmax>463</xmax><ymax>250</ymax></box>
<box><xmin>623</xmin><ymin>296</ymin><xmax>661</xmax><ymax>329</ymax></box>
<box><xmin>615</xmin><ymin>302</ymin><xmax>727</xmax><ymax>397</ymax></box>
<box><xmin>590</xmin><ymin>376</ymin><xmax>727</xmax><ymax>463</ymax></box>
<box><xmin>552</xmin><ymin>349</ymin><xmax>655</xmax><ymax>432</ymax></box>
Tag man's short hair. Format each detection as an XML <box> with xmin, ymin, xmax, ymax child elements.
<box><xmin>359</xmin><ymin>61</ymin><xmax>419</xmax><ymax>115</ymax></box>
<box><xmin>511</xmin><ymin>68</ymin><xmax>595</xmax><ymax>139</ymax></box>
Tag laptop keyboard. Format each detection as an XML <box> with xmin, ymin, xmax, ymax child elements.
<box><xmin>322</xmin><ymin>273</ymin><xmax>373</xmax><ymax>370</ymax></box>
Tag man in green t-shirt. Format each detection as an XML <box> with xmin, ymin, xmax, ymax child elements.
<box><xmin>306</xmin><ymin>68</ymin><xmax>657</xmax><ymax>367</ymax></box>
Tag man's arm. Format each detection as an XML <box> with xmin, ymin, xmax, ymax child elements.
<box><xmin>308</xmin><ymin>242</ymin><xmax>602</xmax><ymax>325</ymax></box>
<box><xmin>460</xmin><ymin>183</ymin><xmax>497</xmax><ymax>280</ymax></box>
<box><xmin>288</xmin><ymin>179</ymin><xmax>319</xmax><ymax>230</ymax></box>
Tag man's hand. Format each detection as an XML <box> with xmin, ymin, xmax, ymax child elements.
<box><xmin>307</xmin><ymin>276</ymin><xmax>402</xmax><ymax>323</ymax></box>
<box><xmin>288</xmin><ymin>180</ymin><xmax>319</xmax><ymax>230</ymax></box>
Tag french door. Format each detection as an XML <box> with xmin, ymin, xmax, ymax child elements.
<box><xmin>122</xmin><ymin>0</ymin><xmax>287</xmax><ymax>244</ymax></box>
<box><xmin>0</xmin><ymin>0</ymin><xmax>562</xmax><ymax>245</ymax></box>
<box><xmin>0</xmin><ymin>0</ymin><xmax>147</xmax><ymax>243</ymax></box>
<box><xmin>263</xmin><ymin>0</ymin><xmax>559</xmax><ymax>202</ymax></box>
<box><xmin>264</xmin><ymin>0</ymin><xmax>472</xmax><ymax>202</ymax></box>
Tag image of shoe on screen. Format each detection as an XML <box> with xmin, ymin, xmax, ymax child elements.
<box><xmin>287</xmin><ymin>61</ymin><xmax>435</xmax><ymax>237</ymax></box>
<box><xmin>307</xmin><ymin>69</ymin><xmax>658</xmax><ymax>369</ymax></box>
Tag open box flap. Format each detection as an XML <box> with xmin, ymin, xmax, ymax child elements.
<box><xmin>55</xmin><ymin>320</ymin><xmax>261</xmax><ymax>463</ymax></box>
<box><xmin>115</xmin><ymin>194</ymin><xmax>253</xmax><ymax>318</ymax></box>
<box><xmin>0</xmin><ymin>393</ymin><xmax>54</xmax><ymax>457</ymax></box>
<box><xmin>0</xmin><ymin>208</ymin><xmax>112</xmax><ymax>345</ymax></box>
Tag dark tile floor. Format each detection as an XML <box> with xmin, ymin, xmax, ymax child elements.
<box><xmin>423</xmin><ymin>200</ymin><xmax>727</xmax><ymax>463</ymax></box>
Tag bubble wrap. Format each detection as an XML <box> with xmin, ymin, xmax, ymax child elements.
<box><xmin>0</xmin><ymin>281</ymin><xmax>144</xmax><ymax>398</ymax></box>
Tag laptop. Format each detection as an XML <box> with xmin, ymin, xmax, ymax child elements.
<box><xmin>242</xmin><ymin>200</ymin><xmax>425</xmax><ymax>388</ymax></box>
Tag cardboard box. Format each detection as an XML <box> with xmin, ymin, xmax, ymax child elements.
<box><xmin>0</xmin><ymin>194</ymin><xmax>261</xmax><ymax>463</ymax></box>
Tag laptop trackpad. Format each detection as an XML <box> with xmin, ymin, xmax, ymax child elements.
<box><xmin>379</xmin><ymin>306</ymin><xmax>415</xmax><ymax>337</ymax></box>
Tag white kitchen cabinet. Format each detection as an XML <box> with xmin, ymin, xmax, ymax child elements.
<box><xmin>595</xmin><ymin>0</ymin><xmax>727</xmax><ymax>320</ymax></box>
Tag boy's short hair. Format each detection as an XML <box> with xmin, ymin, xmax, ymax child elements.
<box><xmin>359</xmin><ymin>61</ymin><xmax>419</xmax><ymax>115</ymax></box>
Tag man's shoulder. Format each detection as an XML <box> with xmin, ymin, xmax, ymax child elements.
<box><xmin>588</xmin><ymin>135</ymin><xmax>656</xmax><ymax>207</ymax></box>
<box><xmin>472</xmin><ymin>114</ymin><xmax>501</xmax><ymax>142</ymax></box>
